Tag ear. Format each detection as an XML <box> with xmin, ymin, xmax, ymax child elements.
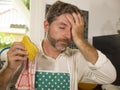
<box><xmin>44</xmin><ymin>20</ymin><xmax>49</xmax><ymax>32</ymax></box>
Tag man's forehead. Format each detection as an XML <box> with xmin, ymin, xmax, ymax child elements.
<box><xmin>56</xmin><ymin>14</ymin><xmax>71</xmax><ymax>26</ymax></box>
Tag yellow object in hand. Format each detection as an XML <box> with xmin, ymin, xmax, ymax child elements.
<box><xmin>21</xmin><ymin>35</ymin><xmax>39</xmax><ymax>61</ymax></box>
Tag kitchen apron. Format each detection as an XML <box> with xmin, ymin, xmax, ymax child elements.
<box><xmin>35</xmin><ymin>60</ymin><xmax>71</xmax><ymax>90</ymax></box>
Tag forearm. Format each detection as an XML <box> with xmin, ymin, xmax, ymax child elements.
<box><xmin>84</xmin><ymin>57</ymin><xmax>116</xmax><ymax>84</ymax></box>
<box><xmin>66</xmin><ymin>12</ymin><xmax>98</xmax><ymax>63</ymax></box>
<box><xmin>75</xmin><ymin>38</ymin><xmax>98</xmax><ymax>64</ymax></box>
<box><xmin>0</xmin><ymin>67</ymin><xmax>13</xmax><ymax>89</ymax></box>
<box><xmin>79</xmin><ymin>51</ymin><xmax>116</xmax><ymax>84</ymax></box>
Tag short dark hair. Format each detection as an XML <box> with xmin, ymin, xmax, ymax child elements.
<box><xmin>46</xmin><ymin>1</ymin><xmax>83</xmax><ymax>24</ymax></box>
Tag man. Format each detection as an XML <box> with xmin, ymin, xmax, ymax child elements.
<box><xmin>0</xmin><ymin>1</ymin><xmax>116</xmax><ymax>90</ymax></box>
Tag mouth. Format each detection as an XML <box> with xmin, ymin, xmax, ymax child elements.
<box><xmin>61</xmin><ymin>43</ymin><xmax>68</xmax><ymax>47</ymax></box>
<box><xmin>58</xmin><ymin>40</ymin><xmax>69</xmax><ymax>46</ymax></box>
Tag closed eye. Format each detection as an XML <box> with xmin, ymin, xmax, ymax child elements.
<box><xmin>59</xmin><ymin>26</ymin><xmax>66</xmax><ymax>29</ymax></box>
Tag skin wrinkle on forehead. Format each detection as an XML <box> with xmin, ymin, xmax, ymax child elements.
<box><xmin>52</xmin><ymin>14</ymin><xmax>72</xmax><ymax>31</ymax></box>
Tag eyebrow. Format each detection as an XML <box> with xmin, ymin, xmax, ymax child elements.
<box><xmin>58</xmin><ymin>22</ymin><xmax>68</xmax><ymax>26</ymax></box>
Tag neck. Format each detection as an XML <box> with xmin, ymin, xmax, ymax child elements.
<box><xmin>42</xmin><ymin>39</ymin><xmax>61</xmax><ymax>59</ymax></box>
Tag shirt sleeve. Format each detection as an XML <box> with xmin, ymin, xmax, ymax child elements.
<box><xmin>87</xmin><ymin>50</ymin><xmax>109</xmax><ymax>69</ymax></box>
<box><xmin>79</xmin><ymin>50</ymin><xmax>117</xmax><ymax>84</ymax></box>
<box><xmin>0</xmin><ymin>48</ymin><xmax>9</xmax><ymax>73</ymax></box>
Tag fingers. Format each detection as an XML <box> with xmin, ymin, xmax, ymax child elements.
<box><xmin>72</xmin><ymin>13</ymin><xmax>80</xmax><ymax>24</ymax></box>
<box><xmin>66</xmin><ymin>13</ymin><xmax>84</xmax><ymax>26</ymax></box>
<box><xmin>7</xmin><ymin>42</ymin><xmax>28</xmax><ymax>61</ymax></box>
<box><xmin>66</xmin><ymin>12</ymin><xmax>84</xmax><ymax>40</ymax></box>
<box><xmin>6</xmin><ymin>42</ymin><xmax>28</xmax><ymax>71</ymax></box>
<box><xmin>77</xmin><ymin>13</ymin><xmax>84</xmax><ymax>25</ymax></box>
<box><xmin>11</xmin><ymin>55</ymin><xmax>28</xmax><ymax>61</ymax></box>
<box><xmin>10</xmin><ymin>42</ymin><xmax>26</xmax><ymax>52</ymax></box>
<box><xmin>66</xmin><ymin>13</ymin><xmax>75</xmax><ymax>26</ymax></box>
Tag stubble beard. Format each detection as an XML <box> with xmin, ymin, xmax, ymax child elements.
<box><xmin>46</xmin><ymin>31</ymin><xmax>70</xmax><ymax>52</ymax></box>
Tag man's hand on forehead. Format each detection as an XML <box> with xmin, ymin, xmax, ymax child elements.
<box><xmin>65</xmin><ymin>13</ymin><xmax>84</xmax><ymax>25</ymax></box>
<box><xmin>65</xmin><ymin>13</ymin><xmax>84</xmax><ymax>41</ymax></box>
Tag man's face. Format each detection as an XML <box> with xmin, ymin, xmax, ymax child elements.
<box><xmin>46</xmin><ymin>14</ymin><xmax>72</xmax><ymax>52</ymax></box>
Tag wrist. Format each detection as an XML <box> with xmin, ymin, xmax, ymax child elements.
<box><xmin>73</xmin><ymin>37</ymin><xmax>86</xmax><ymax>47</ymax></box>
<box><xmin>6</xmin><ymin>65</ymin><xmax>16</xmax><ymax>72</ymax></box>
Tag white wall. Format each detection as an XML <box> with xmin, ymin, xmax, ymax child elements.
<box><xmin>89</xmin><ymin>0</ymin><xmax>120</xmax><ymax>38</ymax></box>
<box><xmin>30</xmin><ymin>0</ymin><xmax>46</xmax><ymax>45</ymax></box>
<box><xmin>30</xmin><ymin>0</ymin><xmax>120</xmax><ymax>45</ymax></box>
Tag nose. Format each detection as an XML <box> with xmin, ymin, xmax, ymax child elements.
<box><xmin>64</xmin><ymin>29</ymin><xmax>71</xmax><ymax>40</ymax></box>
